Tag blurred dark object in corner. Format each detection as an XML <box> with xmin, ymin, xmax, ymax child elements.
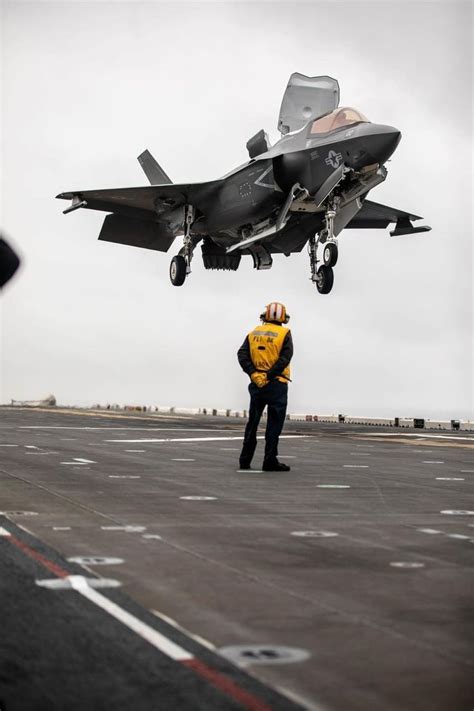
<box><xmin>0</xmin><ymin>236</ymin><xmax>20</xmax><ymax>288</ymax></box>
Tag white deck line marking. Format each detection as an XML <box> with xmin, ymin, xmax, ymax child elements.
<box><xmin>108</xmin><ymin>475</ymin><xmax>141</xmax><ymax>479</ymax></box>
<box><xmin>0</xmin><ymin>527</ymin><xmax>11</xmax><ymax>536</ymax></box>
<box><xmin>317</xmin><ymin>484</ymin><xmax>351</xmax><ymax>489</ymax></box>
<box><xmin>423</xmin><ymin>461</ymin><xmax>444</xmax><ymax>464</ymax></box>
<box><xmin>61</xmin><ymin>462</ymin><xmax>89</xmax><ymax>465</ymax></box>
<box><xmin>21</xmin><ymin>426</ymin><xmax>232</xmax><ymax>432</ymax></box>
<box><xmin>52</xmin><ymin>526</ymin><xmax>71</xmax><ymax>531</ymax></box>
<box><xmin>74</xmin><ymin>458</ymin><xmax>96</xmax><ymax>464</ymax></box>
<box><xmin>153</xmin><ymin>610</ymin><xmax>217</xmax><ymax>651</ymax></box>
<box><xmin>390</xmin><ymin>562</ymin><xmax>425</xmax><ymax>569</ymax></box>
<box><xmin>358</xmin><ymin>433</ymin><xmax>474</xmax><ymax>441</ymax></box>
<box><xmin>171</xmin><ymin>458</ymin><xmax>196</xmax><ymax>462</ymax></box>
<box><xmin>105</xmin><ymin>435</ymin><xmax>307</xmax><ymax>444</ymax></box>
<box><xmin>67</xmin><ymin>576</ymin><xmax>193</xmax><ymax>660</ymax></box>
<box><xmin>24</xmin><ymin>445</ymin><xmax>39</xmax><ymax>449</ymax></box>
<box><xmin>125</xmin><ymin>449</ymin><xmax>146</xmax><ymax>452</ymax></box>
<box><xmin>417</xmin><ymin>528</ymin><xmax>442</xmax><ymax>534</ymax></box>
<box><xmin>0</xmin><ymin>444</ymin><xmax>18</xmax><ymax>447</ymax></box>
<box><xmin>343</xmin><ymin>464</ymin><xmax>369</xmax><ymax>468</ymax></box>
<box><xmin>436</xmin><ymin>477</ymin><xmax>464</xmax><ymax>481</ymax></box>
<box><xmin>100</xmin><ymin>525</ymin><xmax>146</xmax><ymax>532</ymax></box>
<box><xmin>237</xmin><ymin>470</ymin><xmax>264</xmax><ymax>473</ymax></box>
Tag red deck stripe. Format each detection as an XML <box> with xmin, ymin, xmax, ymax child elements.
<box><xmin>6</xmin><ymin>533</ymin><xmax>276</xmax><ymax>710</ymax></box>
<box><xmin>182</xmin><ymin>658</ymin><xmax>274</xmax><ymax>711</ymax></box>
<box><xmin>8</xmin><ymin>535</ymin><xmax>69</xmax><ymax>578</ymax></box>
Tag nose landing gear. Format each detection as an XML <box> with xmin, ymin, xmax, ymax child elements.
<box><xmin>169</xmin><ymin>205</ymin><xmax>198</xmax><ymax>286</ymax></box>
<box><xmin>308</xmin><ymin>202</ymin><xmax>339</xmax><ymax>294</ymax></box>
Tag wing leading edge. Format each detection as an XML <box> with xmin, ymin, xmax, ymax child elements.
<box><xmin>56</xmin><ymin>179</ymin><xmax>224</xmax><ymax>252</ymax></box>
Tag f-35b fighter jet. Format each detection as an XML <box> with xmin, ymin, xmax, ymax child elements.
<box><xmin>57</xmin><ymin>74</ymin><xmax>430</xmax><ymax>294</ymax></box>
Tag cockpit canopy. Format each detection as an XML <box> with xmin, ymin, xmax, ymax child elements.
<box><xmin>310</xmin><ymin>107</ymin><xmax>369</xmax><ymax>135</ymax></box>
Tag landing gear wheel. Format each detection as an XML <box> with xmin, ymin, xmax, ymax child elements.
<box><xmin>170</xmin><ymin>255</ymin><xmax>187</xmax><ymax>286</ymax></box>
<box><xmin>323</xmin><ymin>242</ymin><xmax>338</xmax><ymax>267</ymax></box>
<box><xmin>316</xmin><ymin>265</ymin><xmax>334</xmax><ymax>294</ymax></box>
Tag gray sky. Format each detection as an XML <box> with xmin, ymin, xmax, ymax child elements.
<box><xmin>1</xmin><ymin>0</ymin><xmax>472</xmax><ymax>419</ymax></box>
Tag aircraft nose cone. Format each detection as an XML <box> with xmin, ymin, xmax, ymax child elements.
<box><xmin>364</xmin><ymin>125</ymin><xmax>401</xmax><ymax>164</ymax></box>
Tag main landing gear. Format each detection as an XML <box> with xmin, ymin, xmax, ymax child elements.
<box><xmin>308</xmin><ymin>203</ymin><xmax>339</xmax><ymax>294</ymax></box>
<box><xmin>169</xmin><ymin>205</ymin><xmax>197</xmax><ymax>286</ymax></box>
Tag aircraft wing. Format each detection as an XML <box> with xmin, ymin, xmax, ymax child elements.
<box><xmin>56</xmin><ymin>180</ymin><xmax>224</xmax><ymax>253</ymax></box>
<box><xmin>346</xmin><ymin>200</ymin><xmax>431</xmax><ymax>235</ymax></box>
<box><xmin>56</xmin><ymin>180</ymin><xmax>223</xmax><ymax>218</ymax></box>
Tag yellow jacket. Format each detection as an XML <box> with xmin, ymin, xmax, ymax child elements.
<box><xmin>247</xmin><ymin>322</ymin><xmax>292</xmax><ymax>383</ymax></box>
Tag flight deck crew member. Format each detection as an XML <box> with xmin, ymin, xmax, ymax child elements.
<box><xmin>237</xmin><ymin>302</ymin><xmax>293</xmax><ymax>472</ymax></box>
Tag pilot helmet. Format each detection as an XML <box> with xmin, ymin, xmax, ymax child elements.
<box><xmin>260</xmin><ymin>302</ymin><xmax>290</xmax><ymax>324</ymax></box>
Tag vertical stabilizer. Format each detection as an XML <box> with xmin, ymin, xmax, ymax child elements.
<box><xmin>137</xmin><ymin>149</ymin><xmax>172</xmax><ymax>185</ymax></box>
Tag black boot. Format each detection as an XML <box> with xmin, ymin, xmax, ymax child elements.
<box><xmin>262</xmin><ymin>460</ymin><xmax>291</xmax><ymax>472</ymax></box>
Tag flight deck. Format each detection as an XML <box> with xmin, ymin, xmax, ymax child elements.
<box><xmin>0</xmin><ymin>407</ymin><xmax>473</xmax><ymax>711</ymax></box>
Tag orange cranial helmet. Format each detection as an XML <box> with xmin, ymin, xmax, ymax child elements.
<box><xmin>261</xmin><ymin>302</ymin><xmax>290</xmax><ymax>324</ymax></box>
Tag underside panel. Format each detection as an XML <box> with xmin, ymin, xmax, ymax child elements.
<box><xmin>98</xmin><ymin>214</ymin><xmax>177</xmax><ymax>252</ymax></box>
<box><xmin>267</xmin><ymin>213</ymin><xmax>325</xmax><ymax>254</ymax></box>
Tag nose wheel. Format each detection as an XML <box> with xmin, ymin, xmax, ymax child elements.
<box><xmin>322</xmin><ymin>241</ymin><xmax>338</xmax><ymax>267</ymax></box>
<box><xmin>170</xmin><ymin>255</ymin><xmax>187</xmax><ymax>286</ymax></box>
<box><xmin>315</xmin><ymin>265</ymin><xmax>334</xmax><ymax>294</ymax></box>
<box><xmin>308</xmin><ymin>201</ymin><xmax>339</xmax><ymax>294</ymax></box>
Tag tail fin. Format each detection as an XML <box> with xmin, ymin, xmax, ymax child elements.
<box><xmin>137</xmin><ymin>149</ymin><xmax>172</xmax><ymax>185</ymax></box>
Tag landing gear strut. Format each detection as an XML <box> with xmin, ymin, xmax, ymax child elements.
<box><xmin>170</xmin><ymin>205</ymin><xmax>196</xmax><ymax>286</ymax></box>
<box><xmin>308</xmin><ymin>201</ymin><xmax>339</xmax><ymax>294</ymax></box>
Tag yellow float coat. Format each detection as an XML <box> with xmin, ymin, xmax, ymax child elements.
<box><xmin>248</xmin><ymin>323</ymin><xmax>291</xmax><ymax>383</ymax></box>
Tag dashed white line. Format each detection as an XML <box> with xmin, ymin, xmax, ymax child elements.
<box><xmin>108</xmin><ymin>475</ymin><xmax>141</xmax><ymax>479</ymax></box>
<box><xmin>423</xmin><ymin>461</ymin><xmax>444</xmax><ymax>464</ymax></box>
<box><xmin>436</xmin><ymin>477</ymin><xmax>464</xmax><ymax>481</ymax></box>
<box><xmin>417</xmin><ymin>528</ymin><xmax>442</xmax><ymax>534</ymax></box>
<box><xmin>101</xmin><ymin>525</ymin><xmax>146</xmax><ymax>532</ymax></box>
<box><xmin>171</xmin><ymin>459</ymin><xmax>196</xmax><ymax>462</ymax></box>
<box><xmin>0</xmin><ymin>527</ymin><xmax>11</xmax><ymax>536</ymax></box>
<box><xmin>343</xmin><ymin>464</ymin><xmax>369</xmax><ymax>468</ymax></box>
<box><xmin>390</xmin><ymin>562</ymin><xmax>425</xmax><ymax>569</ymax></box>
<box><xmin>317</xmin><ymin>484</ymin><xmax>351</xmax><ymax>489</ymax></box>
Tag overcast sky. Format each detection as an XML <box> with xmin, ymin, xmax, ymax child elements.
<box><xmin>0</xmin><ymin>0</ymin><xmax>472</xmax><ymax>420</ymax></box>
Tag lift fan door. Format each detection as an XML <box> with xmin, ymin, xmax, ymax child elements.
<box><xmin>277</xmin><ymin>74</ymin><xmax>340</xmax><ymax>135</ymax></box>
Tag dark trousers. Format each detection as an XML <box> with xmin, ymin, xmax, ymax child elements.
<box><xmin>239</xmin><ymin>380</ymin><xmax>288</xmax><ymax>467</ymax></box>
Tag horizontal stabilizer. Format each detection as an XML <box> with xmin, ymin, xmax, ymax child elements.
<box><xmin>98</xmin><ymin>214</ymin><xmax>176</xmax><ymax>253</ymax></box>
<box><xmin>346</xmin><ymin>200</ymin><xmax>429</xmax><ymax>231</ymax></box>
<box><xmin>137</xmin><ymin>149</ymin><xmax>172</xmax><ymax>185</ymax></box>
